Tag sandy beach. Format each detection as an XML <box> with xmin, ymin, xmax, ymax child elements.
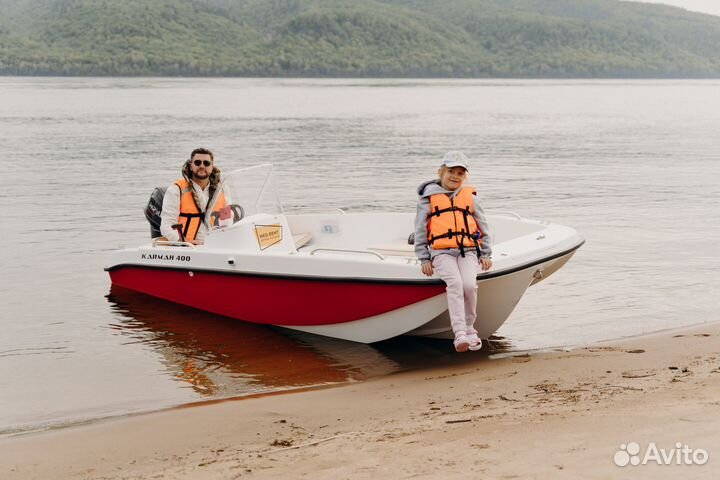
<box><xmin>2</xmin><ymin>322</ymin><xmax>718</xmax><ymax>479</ymax></box>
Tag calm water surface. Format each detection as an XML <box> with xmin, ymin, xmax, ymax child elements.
<box><xmin>1</xmin><ymin>78</ymin><xmax>718</xmax><ymax>435</ymax></box>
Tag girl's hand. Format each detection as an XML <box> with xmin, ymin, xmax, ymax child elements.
<box><xmin>479</xmin><ymin>257</ymin><xmax>492</xmax><ymax>271</ymax></box>
<box><xmin>421</xmin><ymin>261</ymin><xmax>433</xmax><ymax>276</ymax></box>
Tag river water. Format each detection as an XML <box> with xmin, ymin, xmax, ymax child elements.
<box><xmin>1</xmin><ymin>78</ymin><xmax>718</xmax><ymax>435</ymax></box>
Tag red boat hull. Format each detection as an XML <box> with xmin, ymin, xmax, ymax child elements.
<box><xmin>108</xmin><ymin>267</ymin><xmax>446</xmax><ymax>326</ymax></box>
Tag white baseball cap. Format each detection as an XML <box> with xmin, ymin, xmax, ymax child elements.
<box><xmin>441</xmin><ymin>151</ymin><xmax>469</xmax><ymax>171</ymax></box>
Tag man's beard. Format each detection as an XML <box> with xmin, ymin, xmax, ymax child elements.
<box><xmin>193</xmin><ymin>171</ymin><xmax>209</xmax><ymax>181</ymax></box>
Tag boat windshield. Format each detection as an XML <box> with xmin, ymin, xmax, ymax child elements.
<box><xmin>205</xmin><ymin>164</ymin><xmax>283</xmax><ymax>230</ymax></box>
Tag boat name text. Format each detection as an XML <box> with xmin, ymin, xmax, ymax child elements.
<box><xmin>141</xmin><ymin>253</ymin><xmax>191</xmax><ymax>261</ymax></box>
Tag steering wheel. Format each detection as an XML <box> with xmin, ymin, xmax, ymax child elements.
<box><xmin>228</xmin><ymin>204</ymin><xmax>244</xmax><ymax>222</ymax></box>
<box><xmin>210</xmin><ymin>203</ymin><xmax>245</xmax><ymax>227</ymax></box>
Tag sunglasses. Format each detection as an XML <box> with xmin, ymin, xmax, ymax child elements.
<box><xmin>192</xmin><ymin>159</ymin><xmax>212</xmax><ymax>167</ymax></box>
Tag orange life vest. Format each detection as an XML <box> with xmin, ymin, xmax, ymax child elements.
<box><xmin>175</xmin><ymin>179</ymin><xmax>227</xmax><ymax>241</ymax></box>
<box><xmin>427</xmin><ymin>186</ymin><xmax>482</xmax><ymax>254</ymax></box>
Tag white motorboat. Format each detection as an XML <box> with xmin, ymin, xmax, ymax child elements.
<box><xmin>106</xmin><ymin>165</ymin><xmax>584</xmax><ymax>343</ymax></box>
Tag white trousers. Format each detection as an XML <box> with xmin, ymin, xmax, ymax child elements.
<box><xmin>432</xmin><ymin>253</ymin><xmax>479</xmax><ymax>336</ymax></box>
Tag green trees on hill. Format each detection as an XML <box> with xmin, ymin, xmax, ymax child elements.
<box><xmin>1</xmin><ymin>0</ymin><xmax>719</xmax><ymax>76</ymax></box>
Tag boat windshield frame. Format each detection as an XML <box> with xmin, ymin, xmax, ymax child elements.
<box><xmin>205</xmin><ymin>164</ymin><xmax>284</xmax><ymax>230</ymax></box>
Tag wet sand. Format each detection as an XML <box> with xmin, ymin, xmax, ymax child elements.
<box><xmin>2</xmin><ymin>323</ymin><xmax>719</xmax><ymax>479</ymax></box>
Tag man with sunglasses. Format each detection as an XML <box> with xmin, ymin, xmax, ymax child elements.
<box><xmin>159</xmin><ymin>147</ymin><xmax>228</xmax><ymax>245</ymax></box>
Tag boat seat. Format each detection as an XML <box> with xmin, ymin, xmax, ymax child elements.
<box><xmin>292</xmin><ymin>232</ymin><xmax>313</xmax><ymax>249</ymax></box>
<box><xmin>368</xmin><ymin>242</ymin><xmax>415</xmax><ymax>257</ymax></box>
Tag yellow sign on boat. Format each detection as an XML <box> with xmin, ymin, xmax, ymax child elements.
<box><xmin>255</xmin><ymin>224</ymin><xmax>283</xmax><ymax>250</ymax></box>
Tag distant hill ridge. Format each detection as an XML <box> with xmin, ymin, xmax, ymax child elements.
<box><xmin>1</xmin><ymin>0</ymin><xmax>719</xmax><ymax>77</ymax></box>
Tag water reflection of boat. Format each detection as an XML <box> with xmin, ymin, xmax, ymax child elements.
<box><xmin>106</xmin><ymin>165</ymin><xmax>584</xmax><ymax>343</ymax></box>
<box><xmin>107</xmin><ymin>286</ymin><xmax>423</xmax><ymax>397</ymax></box>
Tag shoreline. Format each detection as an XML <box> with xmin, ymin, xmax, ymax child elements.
<box><xmin>2</xmin><ymin>321</ymin><xmax>719</xmax><ymax>479</ymax></box>
<box><xmin>0</xmin><ymin>381</ymin><xmax>350</xmax><ymax>440</ymax></box>
<box><xmin>2</xmin><ymin>321</ymin><xmax>710</xmax><ymax>439</ymax></box>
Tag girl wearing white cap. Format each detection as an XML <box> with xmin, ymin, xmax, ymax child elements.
<box><xmin>414</xmin><ymin>151</ymin><xmax>493</xmax><ymax>352</ymax></box>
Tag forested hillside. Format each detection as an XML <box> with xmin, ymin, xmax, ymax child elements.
<box><xmin>1</xmin><ymin>0</ymin><xmax>719</xmax><ymax>76</ymax></box>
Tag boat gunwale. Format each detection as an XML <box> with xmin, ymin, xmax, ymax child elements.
<box><xmin>105</xmin><ymin>238</ymin><xmax>585</xmax><ymax>284</ymax></box>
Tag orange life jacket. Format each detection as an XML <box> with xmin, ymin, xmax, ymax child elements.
<box><xmin>175</xmin><ymin>179</ymin><xmax>227</xmax><ymax>241</ymax></box>
<box><xmin>427</xmin><ymin>186</ymin><xmax>482</xmax><ymax>254</ymax></box>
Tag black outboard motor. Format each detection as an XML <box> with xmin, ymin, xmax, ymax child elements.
<box><xmin>144</xmin><ymin>186</ymin><xmax>167</xmax><ymax>238</ymax></box>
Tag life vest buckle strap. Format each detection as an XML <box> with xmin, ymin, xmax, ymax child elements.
<box><xmin>429</xmin><ymin>206</ymin><xmax>465</xmax><ymax>217</ymax></box>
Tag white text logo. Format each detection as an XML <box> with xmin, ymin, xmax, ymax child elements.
<box><xmin>614</xmin><ymin>442</ymin><xmax>709</xmax><ymax>467</ymax></box>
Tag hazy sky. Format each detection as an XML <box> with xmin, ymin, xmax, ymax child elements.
<box><xmin>627</xmin><ymin>0</ymin><xmax>720</xmax><ymax>16</ymax></box>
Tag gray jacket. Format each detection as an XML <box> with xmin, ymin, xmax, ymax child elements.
<box><xmin>414</xmin><ymin>179</ymin><xmax>492</xmax><ymax>263</ymax></box>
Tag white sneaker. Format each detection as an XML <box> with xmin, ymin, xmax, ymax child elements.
<box><xmin>453</xmin><ymin>331</ymin><xmax>470</xmax><ymax>353</ymax></box>
<box><xmin>466</xmin><ymin>332</ymin><xmax>482</xmax><ymax>351</ymax></box>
